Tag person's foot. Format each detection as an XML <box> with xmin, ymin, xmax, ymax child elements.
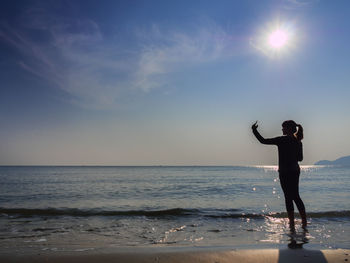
<box><xmin>302</xmin><ymin>220</ymin><xmax>307</xmax><ymax>229</ymax></box>
<box><xmin>289</xmin><ymin>223</ymin><xmax>295</xmax><ymax>233</ymax></box>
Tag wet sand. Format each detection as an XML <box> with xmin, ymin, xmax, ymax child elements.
<box><xmin>0</xmin><ymin>248</ymin><xmax>349</xmax><ymax>263</ymax></box>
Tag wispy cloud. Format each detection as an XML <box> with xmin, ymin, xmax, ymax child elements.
<box><xmin>283</xmin><ymin>0</ymin><xmax>319</xmax><ymax>9</ymax></box>
<box><xmin>134</xmin><ymin>25</ymin><xmax>242</xmax><ymax>92</ymax></box>
<box><xmin>0</xmin><ymin>9</ymin><xmax>244</xmax><ymax>109</ymax></box>
<box><xmin>0</xmin><ymin>24</ymin><xmax>65</xmax><ymax>87</ymax></box>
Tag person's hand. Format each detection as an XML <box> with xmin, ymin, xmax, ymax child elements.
<box><xmin>251</xmin><ymin>121</ymin><xmax>258</xmax><ymax>130</ymax></box>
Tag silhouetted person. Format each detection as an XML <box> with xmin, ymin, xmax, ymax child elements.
<box><xmin>251</xmin><ymin>120</ymin><xmax>307</xmax><ymax>230</ymax></box>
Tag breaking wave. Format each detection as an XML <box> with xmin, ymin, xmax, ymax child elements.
<box><xmin>1</xmin><ymin>207</ymin><xmax>350</xmax><ymax>219</ymax></box>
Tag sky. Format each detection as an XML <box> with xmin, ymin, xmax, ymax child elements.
<box><xmin>1</xmin><ymin>0</ymin><xmax>350</xmax><ymax>165</ymax></box>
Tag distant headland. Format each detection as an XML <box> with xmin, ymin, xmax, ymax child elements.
<box><xmin>315</xmin><ymin>155</ymin><xmax>350</xmax><ymax>165</ymax></box>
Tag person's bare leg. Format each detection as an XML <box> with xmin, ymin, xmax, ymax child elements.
<box><xmin>287</xmin><ymin>211</ymin><xmax>295</xmax><ymax>231</ymax></box>
<box><xmin>299</xmin><ymin>210</ymin><xmax>307</xmax><ymax>228</ymax></box>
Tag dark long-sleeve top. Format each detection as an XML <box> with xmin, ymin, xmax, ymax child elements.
<box><xmin>253</xmin><ymin>129</ymin><xmax>303</xmax><ymax>171</ymax></box>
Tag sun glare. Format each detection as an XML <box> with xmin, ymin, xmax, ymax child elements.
<box><xmin>251</xmin><ymin>20</ymin><xmax>297</xmax><ymax>58</ymax></box>
<box><xmin>268</xmin><ymin>29</ymin><xmax>288</xmax><ymax>49</ymax></box>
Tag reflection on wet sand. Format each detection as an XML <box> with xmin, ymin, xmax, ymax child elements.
<box><xmin>287</xmin><ymin>229</ymin><xmax>309</xmax><ymax>249</ymax></box>
<box><xmin>260</xmin><ymin>215</ymin><xmax>311</xmax><ymax>248</ymax></box>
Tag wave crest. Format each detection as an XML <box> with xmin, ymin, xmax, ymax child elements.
<box><xmin>1</xmin><ymin>207</ymin><xmax>349</xmax><ymax>219</ymax></box>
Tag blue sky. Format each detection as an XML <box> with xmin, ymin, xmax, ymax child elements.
<box><xmin>1</xmin><ymin>0</ymin><xmax>350</xmax><ymax>165</ymax></box>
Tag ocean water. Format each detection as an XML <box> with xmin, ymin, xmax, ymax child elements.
<box><xmin>0</xmin><ymin>165</ymin><xmax>349</xmax><ymax>252</ymax></box>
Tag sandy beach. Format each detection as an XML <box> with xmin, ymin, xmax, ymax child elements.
<box><xmin>0</xmin><ymin>248</ymin><xmax>349</xmax><ymax>263</ymax></box>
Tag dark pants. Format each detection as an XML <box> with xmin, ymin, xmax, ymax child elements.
<box><xmin>279</xmin><ymin>170</ymin><xmax>305</xmax><ymax>212</ymax></box>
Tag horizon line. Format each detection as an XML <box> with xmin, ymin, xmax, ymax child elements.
<box><xmin>0</xmin><ymin>164</ymin><xmax>319</xmax><ymax>167</ymax></box>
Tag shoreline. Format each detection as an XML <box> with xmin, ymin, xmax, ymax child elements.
<box><xmin>0</xmin><ymin>247</ymin><xmax>349</xmax><ymax>263</ymax></box>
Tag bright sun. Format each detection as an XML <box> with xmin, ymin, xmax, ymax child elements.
<box><xmin>251</xmin><ymin>20</ymin><xmax>297</xmax><ymax>58</ymax></box>
<box><xmin>268</xmin><ymin>29</ymin><xmax>289</xmax><ymax>49</ymax></box>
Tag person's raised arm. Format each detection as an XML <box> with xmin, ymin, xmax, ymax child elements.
<box><xmin>251</xmin><ymin>121</ymin><xmax>279</xmax><ymax>145</ymax></box>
